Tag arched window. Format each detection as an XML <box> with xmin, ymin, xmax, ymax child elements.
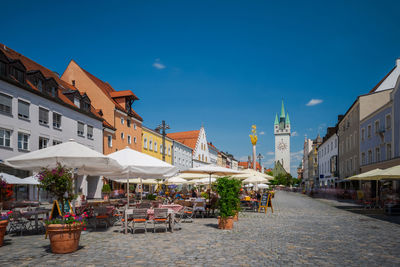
<box><xmin>154</xmin><ymin>142</ymin><xmax>158</xmax><ymax>152</ymax></box>
<box><xmin>144</xmin><ymin>138</ymin><xmax>147</xmax><ymax>149</ymax></box>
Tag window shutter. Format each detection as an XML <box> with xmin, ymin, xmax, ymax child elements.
<box><xmin>78</xmin><ymin>122</ymin><xmax>84</xmax><ymax>135</ymax></box>
<box><xmin>18</xmin><ymin>100</ymin><xmax>30</xmax><ymax>118</ymax></box>
<box><xmin>0</xmin><ymin>93</ymin><xmax>12</xmax><ymax>113</ymax></box>
<box><xmin>87</xmin><ymin>125</ymin><xmax>93</xmax><ymax>138</ymax></box>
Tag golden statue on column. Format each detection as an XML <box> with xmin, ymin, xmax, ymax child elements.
<box><xmin>249</xmin><ymin>125</ymin><xmax>258</xmax><ymax>170</ymax></box>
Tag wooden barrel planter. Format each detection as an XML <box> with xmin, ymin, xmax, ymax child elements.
<box><xmin>46</xmin><ymin>224</ymin><xmax>83</xmax><ymax>254</ymax></box>
<box><xmin>218</xmin><ymin>216</ymin><xmax>234</xmax><ymax>230</ymax></box>
<box><xmin>0</xmin><ymin>220</ymin><xmax>8</xmax><ymax>247</ymax></box>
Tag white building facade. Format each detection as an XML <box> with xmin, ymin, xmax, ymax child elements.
<box><xmin>317</xmin><ymin>130</ymin><xmax>338</xmax><ymax>187</ymax></box>
<box><xmin>274</xmin><ymin>101</ymin><xmax>291</xmax><ymax>173</ymax></box>
<box><xmin>172</xmin><ymin>140</ymin><xmax>193</xmax><ymax>171</ymax></box>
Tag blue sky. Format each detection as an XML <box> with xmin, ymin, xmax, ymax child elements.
<box><xmin>2</xmin><ymin>1</ymin><xmax>400</xmax><ymax>175</ymax></box>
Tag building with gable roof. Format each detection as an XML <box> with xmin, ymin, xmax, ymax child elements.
<box><xmin>207</xmin><ymin>142</ymin><xmax>219</xmax><ymax>165</ymax></box>
<box><xmin>274</xmin><ymin>101</ymin><xmax>291</xmax><ymax>173</ymax></box>
<box><xmin>61</xmin><ymin>60</ymin><xmax>143</xmax><ymax>154</ymax></box>
<box><xmin>0</xmin><ymin>43</ymin><xmax>105</xmax><ymax>200</ymax></box>
<box><xmin>167</xmin><ymin>126</ymin><xmax>210</xmax><ymax>167</ymax></box>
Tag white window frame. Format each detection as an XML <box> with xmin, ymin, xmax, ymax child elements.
<box><xmin>87</xmin><ymin>125</ymin><xmax>94</xmax><ymax>139</ymax></box>
<box><xmin>77</xmin><ymin>122</ymin><xmax>85</xmax><ymax>136</ymax></box>
<box><xmin>0</xmin><ymin>92</ymin><xmax>12</xmax><ymax>115</ymax></box>
<box><xmin>154</xmin><ymin>141</ymin><xmax>158</xmax><ymax>152</ymax></box>
<box><xmin>144</xmin><ymin>138</ymin><xmax>148</xmax><ymax>149</ymax></box>
<box><xmin>18</xmin><ymin>132</ymin><xmax>29</xmax><ymax>150</ymax></box>
<box><xmin>121</xmin><ymin>117</ymin><xmax>124</xmax><ymax>125</ymax></box>
<box><xmin>18</xmin><ymin>99</ymin><xmax>30</xmax><ymax>120</ymax></box>
<box><xmin>39</xmin><ymin>107</ymin><xmax>49</xmax><ymax>126</ymax></box>
<box><xmin>121</xmin><ymin>132</ymin><xmax>124</xmax><ymax>140</ymax></box>
<box><xmin>134</xmin><ymin>136</ymin><xmax>137</xmax><ymax>144</ymax></box>
<box><xmin>374</xmin><ymin>120</ymin><xmax>380</xmax><ymax>135</ymax></box>
<box><xmin>39</xmin><ymin>136</ymin><xmax>49</xmax><ymax>150</ymax></box>
<box><xmin>385</xmin><ymin>114</ymin><xmax>391</xmax><ymax>129</ymax></box>
<box><xmin>108</xmin><ymin>135</ymin><xmax>112</xmax><ymax>147</ymax></box>
<box><xmin>149</xmin><ymin>139</ymin><xmax>153</xmax><ymax>150</ymax></box>
<box><xmin>53</xmin><ymin>112</ymin><xmax>62</xmax><ymax>129</ymax></box>
<box><xmin>128</xmin><ymin>135</ymin><xmax>131</xmax><ymax>144</ymax></box>
<box><xmin>0</xmin><ymin>128</ymin><xmax>12</xmax><ymax>147</ymax></box>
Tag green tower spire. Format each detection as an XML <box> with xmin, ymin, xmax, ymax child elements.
<box><xmin>280</xmin><ymin>100</ymin><xmax>285</xmax><ymax>118</ymax></box>
<box><xmin>274</xmin><ymin>114</ymin><xmax>279</xmax><ymax>125</ymax></box>
<box><xmin>285</xmin><ymin>112</ymin><xmax>290</xmax><ymax>125</ymax></box>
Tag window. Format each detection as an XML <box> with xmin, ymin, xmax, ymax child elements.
<box><xmin>51</xmin><ymin>87</ymin><xmax>56</xmax><ymax>97</ymax></box>
<box><xmin>39</xmin><ymin>137</ymin><xmax>48</xmax><ymax>150</ymax></box>
<box><xmin>202</xmin><ymin>154</ymin><xmax>204</xmax><ymax>161</ymax></box>
<box><xmin>154</xmin><ymin>142</ymin><xmax>157</xmax><ymax>152</ymax></box>
<box><xmin>387</xmin><ymin>144</ymin><xmax>392</xmax><ymax>160</ymax></box>
<box><xmin>134</xmin><ymin>123</ymin><xmax>137</xmax><ymax>130</ymax></box>
<box><xmin>121</xmin><ymin>132</ymin><xmax>124</xmax><ymax>140</ymax></box>
<box><xmin>367</xmin><ymin>125</ymin><xmax>371</xmax><ymax>138</ymax></box>
<box><xmin>349</xmin><ymin>135</ymin><xmax>352</xmax><ymax>150</ymax></box>
<box><xmin>198</xmin><ymin>155</ymin><xmax>201</xmax><ymax>160</ymax></box>
<box><xmin>53</xmin><ymin>140</ymin><xmax>62</xmax><ymax>146</ymax></box>
<box><xmin>18</xmin><ymin>132</ymin><xmax>29</xmax><ymax>150</ymax></box>
<box><xmin>361</xmin><ymin>128</ymin><xmax>365</xmax><ymax>142</ymax></box>
<box><xmin>0</xmin><ymin>61</ymin><xmax>6</xmax><ymax>76</ymax></box>
<box><xmin>87</xmin><ymin>125</ymin><xmax>93</xmax><ymax>139</ymax></box>
<box><xmin>368</xmin><ymin>150</ymin><xmax>372</xmax><ymax>164</ymax></box>
<box><xmin>160</xmin><ymin>144</ymin><xmax>163</xmax><ymax>153</ymax></box>
<box><xmin>14</xmin><ymin>68</ymin><xmax>24</xmax><ymax>83</ymax></box>
<box><xmin>37</xmin><ymin>79</ymin><xmax>43</xmax><ymax>91</ymax></box>
<box><xmin>361</xmin><ymin>152</ymin><xmax>366</xmax><ymax>165</ymax></box>
<box><xmin>168</xmin><ymin>147</ymin><xmax>171</xmax><ymax>156</ymax></box>
<box><xmin>17</xmin><ymin>100</ymin><xmax>30</xmax><ymax>119</ymax></box>
<box><xmin>375</xmin><ymin>147</ymin><xmax>380</xmax><ymax>162</ymax></box>
<box><xmin>0</xmin><ymin>128</ymin><xmax>11</xmax><ymax>147</ymax></box>
<box><xmin>53</xmin><ymin>113</ymin><xmax>62</xmax><ymax>129</ymax></box>
<box><xmin>108</xmin><ymin>135</ymin><xmax>112</xmax><ymax>147</ymax></box>
<box><xmin>386</xmin><ymin>114</ymin><xmax>391</xmax><ymax>129</ymax></box>
<box><xmin>144</xmin><ymin>138</ymin><xmax>148</xmax><ymax>149</ymax></box>
<box><xmin>149</xmin><ymin>140</ymin><xmax>153</xmax><ymax>150</ymax></box>
<box><xmin>74</xmin><ymin>97</ymin><xmax>80</xmax><ymax>108</ymax></box>
<box><xmin>335</xmin><ymin>139</ymin><xmax>337</xmax><ymax>148</ymax></box>
<box><xmin>77</xmin><ymin>122</ymin><xmax>84</xmax><ymax>136</ymax></box>
<box><xmin>374</xmin><ymin>120</ymin><xmax>380</xmax><ymax>135</ymax></box>
<box><xmin>127</xmin><ymin>119</ymin><xmax>131</xmax><ymax>127</ymax></box>
<box><xmin>128</xmin><ymin>135</ymin><xmax>131</xmax><ymax>144</ymax></box>
<box><xmin>39</xmin><ymin>108</ymin><xmax>49</xmax><ymax>125</ymax></box>
<box><xmin>121</xmin><ymin>118</ymin><xmax>124</xmax><ymax>125</ymax></box>
<box><xmin>0</xmin><ymin>93</ymin><xmax>12</xmax><ymax>114</ymax></box>
<box><xmin>134</xmin><ymin>137</ymin><xmax>137</xmax><ymax>144</ymax></box>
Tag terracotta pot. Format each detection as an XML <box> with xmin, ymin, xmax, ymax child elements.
<box><xmin>233</xmin><ymin>212</ymin><xmax>239</xmax><ymax>221</ymax></box>
<box><xmin>46</xmin><ymin>224</ymin><xmax>82</xmax><ymax>254</ymax></box>
<box><xmin>218</xmin><ymin>216</ymin><xmax>234</xmax><ymax>230</ymax></box>
<box><xmin>103</xmin><ymin>194</ymin><xmax>109</xmax><ymax>201</ymax></box>
<box><xmin>0</xmin><ymin>220</ymin><xmax>8</xmax><ymax>247</ymax></box>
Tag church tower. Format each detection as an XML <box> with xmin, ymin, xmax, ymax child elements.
<box><xmin>274</xmin><ymin>100</ymin><xmax>291</xmax><ymax>173</ymax></box>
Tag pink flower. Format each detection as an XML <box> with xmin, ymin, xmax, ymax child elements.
<box><xmin>7</xmin><ymin>211</ymin><xmax>12</xmax><ymax>215</ymax></box>
<box><xmin>83</xmin><ymin>227</ymin><xmax>87</xmax><ymax>231</ymax></box>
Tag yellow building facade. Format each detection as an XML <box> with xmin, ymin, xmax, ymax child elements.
<box><xmin>142</xmin><ymin>126</ymin><xmax>173</xmax><ymax>164</ymax></box>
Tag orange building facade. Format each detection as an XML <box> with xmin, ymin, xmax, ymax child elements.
<box><xmin>61</xmin><ymin>60</ymin><xmax>143</xmax><ymax>154</ymax></box>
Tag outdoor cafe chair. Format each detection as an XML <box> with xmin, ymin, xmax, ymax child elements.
<box><xmin>153</xmin><ymin>208</ymin><xmax>169</xmax><ymax>232</ymax></box>
<box><xmin>8</xmin><ymin>210</ymin><xmax>30</xmax><ymax>235</ymax></box>
<box><xmin>130</xmin><ymin>208</ymin><xmax>149</xmax><ymax>234</ymax></box>
<box><xmin>193</xmin><ymin>201</ymin><xmax>206</xmax><ymax>218</ymax></box>
<box><xmin>181</xmin><ymin>206</ymin><xmax>194</xmax><ymax>223</ymax></box>
<box><xmin>91</xmin><ymin>206</ymin><xmax>110</xmax><ymax>230</ymax></box>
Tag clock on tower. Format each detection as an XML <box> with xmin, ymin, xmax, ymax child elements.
<box><xmin>273</xmin><ymin>100</ymin><xmax>291</xmax><ymax>173</ymax></box>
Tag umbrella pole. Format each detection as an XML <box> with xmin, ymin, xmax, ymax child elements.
<box><xmin>125</xmin><ymin>171</ymin><xmax>129</xmax><ymax>235</ymax></box>
<box><xmin>140</xmin><ymin>178</ymin><xmax>143</xmax><ymax>202</ymax></box>
<box><xmin>376</xmin><ymin>180</ymin><xmax>379</xmax><ymax>207</ymax></box>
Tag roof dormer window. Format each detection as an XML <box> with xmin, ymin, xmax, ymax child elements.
<box><xmin>0</xmin><ymin>61</ymin><xmax>6</xmax><ymax>76</ymax></box>
<box><xmin>14</xmin><ymin>68</ymin><xmax>24</xmax><ymax>83</ymax></box>
<box><xmin>37</xmin><ymin>79</ymin><xmax>43</xmax><ymax>91</ymax></box>
<box><xmin>74</xmin><ymin>97</ymin><xmax>80</xmax><ymax>108</ymax></box>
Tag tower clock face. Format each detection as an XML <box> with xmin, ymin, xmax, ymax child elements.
<box><xmin>277</xmin><ymin>139</ymin><xmax>287</xmax><ymax>151</ymax></box>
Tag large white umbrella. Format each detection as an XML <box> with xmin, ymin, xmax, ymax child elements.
<box><xmin>114</xmin><ymin>178</ymin><xmax>160</xmax><ymax>185</ymax></box>
<box><xmin>346</xmin><ymin>169</ymin><xmax>384</xmax><ymax>181</ymax></box>
<box><xmin>171</xmin><ymin>172</ymin><xmax>217</xmax><ymax>180</ymax></box>
<box><xmin>198</xmin><ymin>177</ymin><xmax>216</xmax><ymax>184</ymax></box>
<box><xmin>4</xmin><ymin>140</ymin><xmax>122</xmax><ymax>175</ymax></box>
<box><xmin>258</xmin><ymin>183</ymin><xmax>269</xmax><ymax>189</ymax></box>
<box><xmin>243</xmin><ymin>176</ymin><xmax>269</xmax><ymax>184</ymax></box>
<box><xmin>182</xmin><ymin>165</ymin><xmax>241</xmax><ymax>196</ymax></box>
<box><xmin>165</xmin><ymin>176</ymin><xmax>188</xmax><ymax>184</ymax></box>
<box><xmin>0</xmin><ymin>173</ymin><xmax>37</xmax><ymax>185</ymax></box>
<box><xmin>232</xmin><ymin>169</ymin><xmax>274</xmax><ymax>180</ymax></box>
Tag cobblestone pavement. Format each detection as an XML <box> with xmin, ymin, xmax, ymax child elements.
<box><xmin>1</xmin><ymin>191</ymin><xmax>400</xmax><ymax>266</ymax></box>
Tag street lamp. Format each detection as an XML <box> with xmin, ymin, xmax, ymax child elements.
<box><xmin>155</xmin><ymin>120</ymin><xmax>170</xmax><ymax>162</ymax></box>
<box><xmin>257</xmin><ymin>153</ymin><xmax>263</xmax><ymax>172</ymax></box>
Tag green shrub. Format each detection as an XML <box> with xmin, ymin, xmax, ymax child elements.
<box><xmin>146</xmin><ymin>194</ymin><xmax>156</xmax><ymax>200</ymax></box>
<box><xmin>216</xmin><ymin>177</ymin><xmax>241</xmax><ymax>218</ymax></box>
<box><xmin>102</xmin><ymin>184</ymin><xmax>111</xmax><ymax>194</ymax></box>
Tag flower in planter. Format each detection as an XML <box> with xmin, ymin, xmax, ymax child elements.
<box><xmin>0</xmin><ymin>178</ymin><xmax>13</xmax><ymax>202</ymax></box>
<box><xmin>0</xmin><ymin>211</ymin><xmax>13</xmax><ymax>221</ymax></box>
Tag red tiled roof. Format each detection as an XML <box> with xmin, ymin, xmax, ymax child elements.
<box><xmin>110</xmin><ymin>90</ymin><xmax>138</xmax><ymax>99</ymax></box>
<box><xmin>167</xmin><ymin>130</ymin><xmax>200</xmax><ymax>150</ymax></box>
<box><xmin>0</xmin><ymin>43</ymin><xmax>102</xmax><ymax>121</ymax></box>
<box><xmin>78</xmin><ymin>64</ymin><xmax>143</xmax><ymax>121</ymax></box>
<box><xmin>238</xmin><ymin>161</ymin><xmax>262</xmax><ymax>171</ymax></box>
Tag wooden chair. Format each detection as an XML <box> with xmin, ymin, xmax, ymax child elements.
<box><xmin>92</xmin><ymin>206</ymin><xmax>110</xmax><ymax>230</ymax></box>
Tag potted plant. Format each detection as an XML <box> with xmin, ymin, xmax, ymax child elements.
<box><xmin>216</xmin><ymin>177</ymin><xmax>241</xmax><ymax>230</ymax></box>
<box><xmin>0</xmin><ymin>177</ymin><xmax>13</xmax><ymax>211</ymax></box>
<box><xmin>38</xmin><ymin>163</ymin><xmax>83</xmax><ymax>254</ymax></box>
<box><xmin>0</xmin><ymin>211</ymin><xmax>12</xmax><ymax>246</ymax></box>
<box><xmin>102</xmin><ymin>184</ymin><xmax>111</xmax><ymax>200</ymax></box>
<box><xmin>45</xmin><ymin>212</ymin><xmax>88</xmax><ymax>254</ymax></box>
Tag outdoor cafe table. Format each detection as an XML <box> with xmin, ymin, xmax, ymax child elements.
<box><xmin>22</xmin><ymin>208</ymin><xmax>51</xmax><ymax>233</ymax></box>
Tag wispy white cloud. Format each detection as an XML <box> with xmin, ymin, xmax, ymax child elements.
<box><xmin>259</xmin><ymin>131</ymin><xmax>265</xmax><ymax>135</ymax></box>
<box><xmin>292</xmin><ymin>131</ymin><xmax>298</xmax><ymax>137</ymax></box>
<box><xmin>306</xmin><ymin>99</ymin><xmax>323</xmax><ymax>106</ymax></box>
<box><xmin>291</xmin><ymin>149</ymin><xmax>304</xmax><ymax>161</ymax></box>
<box><xmin>152</xmin><ymin>58</ymin><xmax>166</xmax><ymax>69</ymax></box>
<box><xmin>266</xmin><ymin>151</ymin><xmax>274</xmax><ymax>156</ymax></box>
<box><xmin>264</xmin><ymin>158</ymin><xmax>275</xmax><ymax>166</ymax></box>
